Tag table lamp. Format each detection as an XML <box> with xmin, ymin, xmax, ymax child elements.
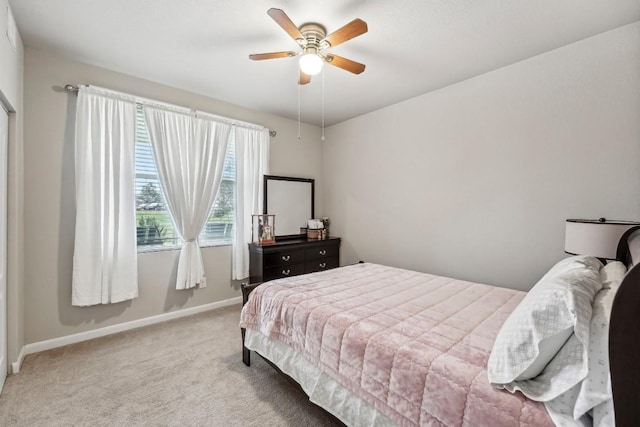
<box><xmin>565</xmin><ymin>218</ymin><xmax>640</xmax><ymax>261</ymax></box>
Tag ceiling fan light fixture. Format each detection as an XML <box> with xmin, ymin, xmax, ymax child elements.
<box><xmin>299</xmin><ymin>52</ymin><xmax>323</xmax><ymax>75</ymax></box>
<box><xmin>251</xmin><ymin>9</ymin><xmax>367</xmax><ymax>83</ymax></box>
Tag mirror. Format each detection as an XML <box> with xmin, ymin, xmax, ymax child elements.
<box><xmin>264</xmin><ymin>175</ymin><xmax>314</xmax><ymax>238</ymax></box>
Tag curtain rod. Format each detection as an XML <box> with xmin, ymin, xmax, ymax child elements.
<box><xmin>64</xmin><ymin>84</ymin><xmax>277</xmax><ymax>137</ymax></box>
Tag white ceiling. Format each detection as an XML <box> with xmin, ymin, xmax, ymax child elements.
<box><xmin>9</xmin><ymin>0</ymin><xmax>640</xmax><ymax>126</ymax></box>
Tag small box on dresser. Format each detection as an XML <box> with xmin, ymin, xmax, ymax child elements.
<box><xmin>248</xmin><ymin>236</ymin><xmax>341</xmax><ymax>284</ymax></box>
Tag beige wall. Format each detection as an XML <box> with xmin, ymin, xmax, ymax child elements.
<box><xmin>323</xmin><ymin>22</ymin><xmax>640</xmax><ymax>291</ymax></box>
<box><xmin>0</xmin><ymin>0</ymin><xmax>25</xmax><ymax>368</ymax></box>
<box><xmin>23</xmin><ymin>47</ymin><xmax>322</xmax><ymax>344</ymax></box>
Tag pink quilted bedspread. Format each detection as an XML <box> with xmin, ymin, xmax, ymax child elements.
<box><xmin>240</xmin><ymin>263</ymin><xmax>553</xmax><ymax>427</ymax></box>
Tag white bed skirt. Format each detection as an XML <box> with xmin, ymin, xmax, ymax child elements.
<box><xmin>245</xmin><ymin>328</ymin><xmax>394</xmax><ymax>427</ymax></box>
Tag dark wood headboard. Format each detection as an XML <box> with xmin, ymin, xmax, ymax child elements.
<box><xmin>609</xmin><ymin>230</ymin><xmax>640</xmax><ymax>426</ymax></box>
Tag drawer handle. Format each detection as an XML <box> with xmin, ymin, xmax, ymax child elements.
<box><xmin>319</xmin><ymin>250</ymin><xmax>327</xmax><ymax>256</ymax></box>
<box><xmin>319</xmin><ymin>263</ymin><xmax>326</xmax><ymax>268</ymax></box>
<box><xmin>282</xmin><ymin>255</ymin><xmax>291</xmax><ymax>261</ymax></box>
<box><xmin>282</xmin><ymin>269</ymin><xmax>291</xmax><ymax>276</ymax></box>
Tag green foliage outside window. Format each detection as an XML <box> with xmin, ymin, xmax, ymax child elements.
<box><xmin>137</xmin><ymin>182</ymin><xmax>163</xmax><ymax>206</ymax></box>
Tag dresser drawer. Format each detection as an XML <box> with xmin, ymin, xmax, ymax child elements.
<box><xmin>264</xmin><ymin>263</ymin><xmax>305</xmax><ymax>281</ymax></box>
<box><xmin>305</xmin><ymin>244</ymin><xmax>338</xmax><ymax>260</ymax></box>
<box><xmin>264</xmin><ymin>250</ymin><xmax>305</xmax><ymax>267</ymax></box>
<box><xmin>248</xmin><ymin>237</ymin><xmax>341</xmax><ymax>284</ymax></box>
<box><xmin>305</xmin><ymin>257</ymin><xmax>339</xmax><ymax>273</ymax></box>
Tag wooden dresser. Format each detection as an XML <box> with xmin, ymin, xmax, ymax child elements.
<box><xmin>248</xmin><ymin>237</ymin><xmax>341</xmax><ymax>284</ymax></box>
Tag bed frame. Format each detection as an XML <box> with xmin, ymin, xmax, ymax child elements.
<box><xmin>609</xmin><ymin>263</ymin><xmax>640</xmax><ymax>425</ymax></box>
<box><xmin>240</xmin><ymin>282</ymin><xmax>348</xmax><ymax>426</ymax></box>
<box><xmin>241</xmin><ymin>234</ymin><xmax>640</xmax><ymax>426</ymax></box>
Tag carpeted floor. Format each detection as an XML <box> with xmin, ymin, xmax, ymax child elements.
<box><xmin>0</xmin><ymin>304</ymin><xmax>341</xmax><ymax>426</ymax></box>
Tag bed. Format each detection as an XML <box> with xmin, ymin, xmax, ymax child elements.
<box><xmin>239</xmin><ymin>233</ymin><xmax>640</xmax><ymax>427</ymax></box>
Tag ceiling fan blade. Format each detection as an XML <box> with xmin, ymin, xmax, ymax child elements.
<box><xmin>321</xmin><ymin>18</ymin><xmax>368</xmax><ymax>48</ymax></box>
<box><xmin>249</xmin><ymin>51</ymin><xmax>296</xmax><ymax>60</ymax></box>
<box><xmin>298</xmin><ymin>71</ymin><xmax>311</xmax><ymax>85</ymax></box>
<box><xmin>325</xmin><ymin>54</ymin><xmax>366</xmax><ymax>74</ymax></box>
<box><xmin>267</xmin><ymin>8</ymin><xmax>304</xmax><ymax>43</ymax></box>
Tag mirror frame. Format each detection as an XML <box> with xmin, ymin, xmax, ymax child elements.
<box><xmin>263</xmin><ymin>175</ymin><xmax>315</xmax><ymax>240</ymax></box>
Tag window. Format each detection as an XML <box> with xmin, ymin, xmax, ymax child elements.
<box><xmin>135</xmin><ymin>105</ymin><xmax>235</xmax><ymax>250</ymax></box>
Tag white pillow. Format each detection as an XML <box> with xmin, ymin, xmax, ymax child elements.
<box><xmin>592</xmin><ymin>399</ymin><xmax>615</xmax><ymax>427</ymax></box>
<box><xmin>488</xmin><ymin>256</ymin><xmax>603</xmax><ymax>401</ymax></box>
<box><xmin>542</xmin><ymin>382</ymin><xmax>590</xmax><ymax>427</ymax></box>
<box><xmin>600</xmin><ymin>260</ymin><xmax>626</xmax><ymax>289</ymax></box>
<box><xmin>572</xmin><ymin>261</ymin><xmax>625</xmax><ymax>418</ymax></box>
<box><xmin>543</xmin><ymin>261</ymin><xmax>626</xmax><ymax>425</ymax></box>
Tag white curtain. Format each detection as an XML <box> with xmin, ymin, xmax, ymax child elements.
<box><xmin>232</xmin><ymin>127</ymin><xmax>270</xmax><ymax>280</ymax></box>
<box><xmin>144</xmin><ymin>106</ymin><xmax>231</xmax><ymax>290</ymax></box>
<box><xmin>72</xmin><ymin>87</ymin><xmax>138</xmax><ymax>306</ymax></box>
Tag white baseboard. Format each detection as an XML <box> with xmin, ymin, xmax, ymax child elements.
<box><xmin>12</xmin><ymin>296</ymin><xmax>242</xmax><ymax>372</ymax></box>
<box><xmin>10</xmin><ymin>345</ymin><xmax>26</xmax><ymax>374</ymax></box>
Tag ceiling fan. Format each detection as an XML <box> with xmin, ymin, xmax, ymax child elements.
<box><xmin>249</xmin><ymin>8</ymin><xmax>368</xmax><ymax>85</ymax></box>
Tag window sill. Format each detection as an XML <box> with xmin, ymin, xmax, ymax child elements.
<box><xmin>137</xmin><ymin>241</ymin><xmax>233</xmax><ymax>254</ymax></box>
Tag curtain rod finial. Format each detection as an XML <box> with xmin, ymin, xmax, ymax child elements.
<box><xmin>269</xmin><ymin>130</ymin><xmax>277</xmax><ymax>137</ymax></box>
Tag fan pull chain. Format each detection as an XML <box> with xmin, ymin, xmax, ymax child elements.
<box><xmin>297</xmin><ymin>75</ymin><xmax>302</xmax><ymax>141</ymax></box>
<box><xmin>321</xmin><ymin>67</ymin><xmax>325</xmax><ymax>141</ymax></box>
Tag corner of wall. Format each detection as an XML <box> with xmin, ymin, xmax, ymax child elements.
<box><xmin>0</xmin><ymin>0</ymin><xmax>26</xmax><ymax>371</ymax></box>
<box><xmin>9</xmin><ymin>345</ymin><xmax>25</xmax><ymax>374</ymax></box>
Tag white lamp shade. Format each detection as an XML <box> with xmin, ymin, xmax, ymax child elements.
<box><xmin>299</xmin><ymin>53</ymin><xmax>323</xmax><ymax>75</ymax></box>
<box><xmin>565</xmin><ymin>219</ymin><xmax>640</xmax><ymax>260</ymax></box>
